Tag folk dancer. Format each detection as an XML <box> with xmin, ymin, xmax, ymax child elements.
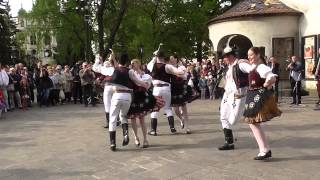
<box><xmin>97</xmin><ymin>51</ymin><xmax>118</xmax><ymax>128</ymax></box>
<box><xmin>128</xmin><ymin>59</ymin><xmax>165</xmax><ymax>148</ymax></box>
<box><xmin>93</xmin><ymin>53</ymin><xmax>149</xmax><ymax>151</ymax></box>
<box><xmin>218</xmin><ymin>46</ymin><xmax>252</xmax><ymax>151</ymax></box>
<box><xmin>244</xmin><ymin>47</ymin><xmax>282</xmax><ymax>160</ymax></box>
<box><xmin>169</xmin><ymin>54</ymin><xmax>193</xmax><ymax>134</ymax></box>
<box><xmin>147</xmin><ymin>50</ymin><xmax>185</xmax><ymax>136</ymax></box>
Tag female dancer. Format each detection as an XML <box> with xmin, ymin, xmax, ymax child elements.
<box><xmin>128</xmin><ymin>59</ymin><xmax>164</xmax><ymax>148</ymax></box>
<box><xmin>169</xmin><ymin>55</ymin><xmax>193</xmax><ymax>134</ymax></box>
<box><xmin>244</xmin><ymin>47</ymin><xmax>282</xmax><ymax>160</ymax></box>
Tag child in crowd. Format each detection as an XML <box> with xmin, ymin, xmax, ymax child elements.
<box><xmin>20</xmin><ymin>78</ymin><xmax>31</xmax><ymax>110</ymax></box>
<box><xmin>207</xmin><ymin>75</ymin><xmax>215</xmax><ymax>100</ymax></box>
<box><xmin>198</xmin><ymin>74</ymin><xmax>207</xmax><ymax>100</ymax></box>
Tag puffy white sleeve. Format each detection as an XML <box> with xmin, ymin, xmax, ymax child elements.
<box><xmin>178</xmin><ymin>65</ymin><xmax>188</xmax><ymax>80</ymax></box>
<box><xmin>92</xmin><ymin>59</ymin><xmax>114</xmax><ymax>76</ymax></box>
<box><xmin>257</xmin><ymin>64</ymin><xmax>277</xmax><ymax>81</ymax></box>
<box><xmin>141</xmin><ymin>74</ymin><xmax>152</xmax><ymax>84</ymax></box>
<box><xmin>147</xmin><ymin>57</ymin><xmax>156</xmax><ymax>72</ymax></box>
<box><xmin>165</xmin><ymin>64</ymin><xmax>184</xmax><ymax>75</ymax></box>
<box><xmin>239</xmin><ymin>60</ymin><xmax>253</xmax><ymax>73</ymax></box>
<box><xmin>129</xmin><ymin>69</ymin><xmax>146</xmax><ymax>87</ymax></box>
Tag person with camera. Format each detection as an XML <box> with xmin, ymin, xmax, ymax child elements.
<box><xmin>79</xmin><ymin>62</ymin><xmax>96</xmax><ymax>107</ymax></box>
<box><xmin>286</xmin><ymin>56</ymin><xmax>304</xmax><ymax>105</ymax></box>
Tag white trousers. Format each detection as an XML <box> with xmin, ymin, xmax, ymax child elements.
<box><xmin>220</xmin><ymin>92</ymin><xmax>246</xmax><ymax>129</ymax></box>
<box><xmin>109</xmin><ymin>93</ymin><xmax>132</xmax><ymax>131</ymax></box>
<box><xmin>103</xmin><ymin>85</ymin><xmax>113</xmax><ymax>113</ymax></box>
<box><xmin>151</xmin><ymin>86</ymin><xmax>173</xmax><ymax>118</ymax></box>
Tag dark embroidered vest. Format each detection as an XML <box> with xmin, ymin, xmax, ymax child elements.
<box><xmin>232</xmin><ymin>62</ymin><xmax>249</xmax><ymax>89</ymax></box>
<box><xmin>151</xmin><ymin>63</ymin><xmax>171</xmax><ymax>83</ymax></box>
<box><xmin>248</xmin><ymin>69</ymin><xmax>265</xmax><ymax>90</ymax></box>
<box><xmin>112</xmin><ymin>66</ymin><xmax>133</xmax><ymax>89</ymax></box>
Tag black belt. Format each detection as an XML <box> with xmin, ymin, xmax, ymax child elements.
<box><xmin>154</xmin><ymin>84</ymin><xmax>169</xmax><ymax>87</ymax></box>
<box><xmin>114</xmin><ymin>89</ymin><xmax>133</xmax><ymax>93</ymax></box>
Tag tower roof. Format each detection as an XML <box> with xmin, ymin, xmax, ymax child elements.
<box><xmin>208</xmin><ymin>0</ymin><xmax>302</xmax><ymax>25</ymax></box>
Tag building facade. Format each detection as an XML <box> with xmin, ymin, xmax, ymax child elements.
<box><xmin>208</xmin><ymin>0</ymin><xmax>320</xmax><ymax>91</ymax></box>
<box><xmin>16</xmin><ymin>8</ymin><xmax>57</xmax><ymax>65</ymax></box>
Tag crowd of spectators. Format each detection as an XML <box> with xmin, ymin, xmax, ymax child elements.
<box><xmin>0</xmin><ymin>57</ymin><xmax>229</xmax><ymax>118</ymax></box>
<box><xmin>0</xmin><ymin>61</ymin><xmax>103</xmax><ymax>118</ymax></box>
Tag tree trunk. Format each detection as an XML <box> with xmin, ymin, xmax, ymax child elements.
<box><xmin>107</xmin><ymin>0</ymin><xmax>128</xmax><ymax>50</ymax></box>
<box><xmin>97</xmin><ymin>0</ymin><xmax>107</xmax><ymax>58</ymax></box>
<box><xmin>196</xmin><ymin>41</ymin><xmax>202</xmax><ymax>62</ymax></box>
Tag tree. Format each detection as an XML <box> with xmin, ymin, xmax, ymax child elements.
<box><xmin>0</xmin><ymin>0</ymin><xmax>17</xmax><ymax>65</ymax></box>
<box><xmin>14</xmin><ymin>0</ymin><xmax>230</xmax><ymax>64</ymax></box>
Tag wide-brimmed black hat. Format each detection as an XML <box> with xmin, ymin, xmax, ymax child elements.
<box><xmin>222</xmin><ymin>46</ymin><xmax>236</xmax><ymax>57</ymax></box>
<box><xmin>156</xmin><ymin>50</ymin><xmax>165</xmax><ymax>58</ymax></box>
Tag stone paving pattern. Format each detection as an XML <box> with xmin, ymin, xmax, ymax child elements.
<box><xmin>0</xmin><ymin>97</ymin><xmax>319</xmax><ymax>180</ymax></box>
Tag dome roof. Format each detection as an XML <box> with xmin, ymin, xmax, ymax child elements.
<box><xmin>208</xmin><ymin>0</ymin><xmax>302</xmax><ymax>25</ymax></box>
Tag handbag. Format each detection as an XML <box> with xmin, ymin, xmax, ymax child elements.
<box><xmin>59</xmin><ymin>89</ymin><xmax>65</xmax><ymax>100</ymax></box>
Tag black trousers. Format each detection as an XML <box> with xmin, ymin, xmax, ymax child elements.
<box><xmin>274</xmin><ymin>78</ymin><xmax>279</xmax><ymax>103</ymax></box>
<box><xmin>82</xmin><ymin>84</ymin><xmax>95</xmax><ymax>106</ymax></box>
<box><xmin>72</xmin><ymin>82</ymin><xmax>82</xmax><ymax>104</ymax></box>
<box><xmin>290</xmin><ymin>79</ymin><xmax>301</xmax><ymax>104</ymax></box>
<box><xmin>65</xmin><ymin>92</ymin><xmax>72</xmax><ymax>102</ymax></box>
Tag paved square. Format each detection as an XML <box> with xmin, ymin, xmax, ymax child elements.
<box><xmin>0</xmin><ymin>98</ymin><xmax>319</xmax><ymax>180</ymax></box>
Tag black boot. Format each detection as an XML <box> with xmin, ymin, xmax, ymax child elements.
<box><xmin>104</xmin><ymin>113</ymin><xmax>109</xmax><ymax>128</ymax></box>
<box><xmin>168</xmin><ymin>116</ymin><xmax>176</xmax><ymax>133</ymax></box>
<box><xmin>148</xmin><ymin>118</ymin><xmax>158</xmax><ymax>136</ymax></box>
<box><xmin>218</xmin><ymin>128</ymin><xmax>234</xmax><ymax>150</ymax></box>
<box><xmin>122</xmin><ymin>123</ymin><xmax>129</xmax><ymax>146</ymax></box>
<box><xmin>109</xmin><ymin>131</ymin><xmax>116</xmax><ymax>151</ymax></box>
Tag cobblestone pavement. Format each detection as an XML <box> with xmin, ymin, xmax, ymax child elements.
<box><xmin>0</xmin><ymin>97</ymin><xmax>319</xmax><ymax>180</ymax></box>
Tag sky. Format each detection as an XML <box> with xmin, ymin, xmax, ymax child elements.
<box><xmin>8</xmin><ymin>0</ymin><xmax>33</xmax><ymax>17</ymax></box>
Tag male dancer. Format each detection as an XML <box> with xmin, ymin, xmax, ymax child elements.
<box><xmin>93</xmin><ymin>53</ymin><xmax>148</xmax><ymax>151</ymax></box>
<box><xmin>218</xmin><ymin>46</ymin><xmax>252</xmax><ymax>150</ymax></box>
<box><xmin>97</xmin><ymin>52</ymin><xmax>117</xmax><ymax>128</ymax></box>
<box><xmin>147</xmin><ymin>50</ymin><xmax>185</xmax><ymax>136</ymax></box>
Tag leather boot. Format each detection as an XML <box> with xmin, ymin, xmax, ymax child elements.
<box><xmin>218</xmin><ymin>128</ymin><xmax>234</xmax><ymax>150</ymax></box>
<box><xmin>122</xmin><ymin>123</ymin><xmax>129</xmax><ymax>146</ymax></box>
<box><xmin>104</xmin><ymin>113</ymin><xmax>109</xmax><ymax>128</ymax></box>
<box><xmin>109</xmin><ymin>131</ymin><xmax>116</xmax><ymax>151</ymax></box>
<box><xmin>168</xmin><ymin>116</ymin><xmax>176</xmax><ymax>133</ymax></box>
<box><xmin>148</xmin><ymin>118</ymin><xmax>157</xmax><ymax>136</ymax></box>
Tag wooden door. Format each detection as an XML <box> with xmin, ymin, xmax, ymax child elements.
<box><xmin>272</xmin><ymin>38</ymin><xmax>294</xmax><ymax>80</ymax></box>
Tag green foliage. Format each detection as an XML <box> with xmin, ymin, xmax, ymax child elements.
<box><xmin>14</xmin><ymin>0</ymin><xmax>238</xmax><ymax>64</ymax></box>
<box><xmin>0</xmin><ymin>0</ymin><xmax>17</xmax><ymax>65</ymax></box>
